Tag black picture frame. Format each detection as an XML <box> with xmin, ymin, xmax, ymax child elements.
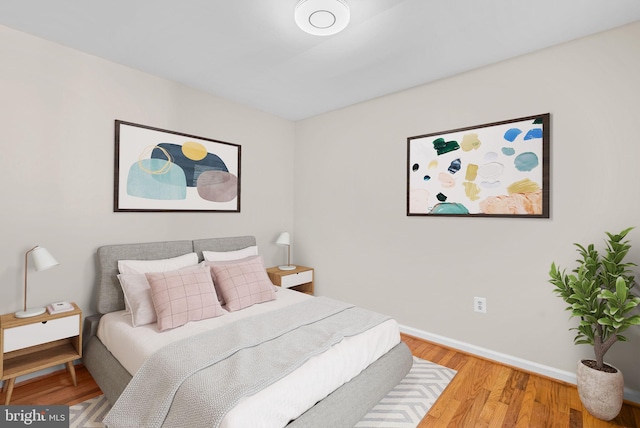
<box><xmin>407</xmin><ymin>113</ymin><xmax>550</xmax><ymax>218</ymax></box>
<box><xmin>114</xmin><ymin>120</ymin><xmax>241</xmax><ymax>212</ymax></box>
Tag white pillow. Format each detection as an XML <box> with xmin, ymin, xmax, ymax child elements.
<box><xmin>202</xmin><ymin>246</ymin><xmax>258</xmax><ymax>262</ymax></box>
<box><xmin>118</xmin><ymin>273</ymin><xmax>157</xmax><ymax>326</ymax></box>
<box><xmin>118</xmin><ymin>253</ymin><xmax>199</xmax><ymax>275</ymax></box>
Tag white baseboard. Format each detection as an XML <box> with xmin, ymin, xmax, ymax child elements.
<box><xmin>400</xmin><ymin>324</ymin><xmax>640</xmax><ymax>404</ymax></box>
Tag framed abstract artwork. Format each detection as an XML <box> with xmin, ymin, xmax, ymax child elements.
<box><xmin>114</xmin><ymin>121</ymin><xmax>241</xmax><ymax>212</ymax></box>
<box><xmin>407</xmin><ymin>113</ymin><xmax>550</xmax><ymax>218</ymax></box>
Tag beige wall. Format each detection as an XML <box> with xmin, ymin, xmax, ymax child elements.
<box><xmin>0</xmin><ymin>25</ymin><xmax>295</xmax><ymax>316</ymax></box>
<box><xmin>3</xmin><ymin>18</ymin><xmax>640</xmax><ymax>396</ymax></box>
<box><xmin>294</xmin><ymin>21</ymin><xmax>640</xmax><ymax>392</ymax></box>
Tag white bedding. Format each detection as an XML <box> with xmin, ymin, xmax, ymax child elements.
<box><xmin>97</xmin><ymin>289</ymin><xmax>400</xmax><ymax>427</ymax></box>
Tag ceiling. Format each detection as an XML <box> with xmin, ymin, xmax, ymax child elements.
<box><xmin>1</xmin><ymin>1</ymin><xmax>639</xmax><ymax>121</ymax></box>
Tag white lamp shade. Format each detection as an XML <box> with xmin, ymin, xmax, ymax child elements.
<box><xmin>275</xmin><ymin>232</ymin><xmax>295</xmax><ymax>270</ymax></box>
<box><xmin>276</xmin><ymin>232</ymin><xmax>291</xmax><ymax>246</ymax></box>
<box><xmin>295</xmin><ymin>0</ymin><xmax>350</xmax><ymax>36</ymax></box>
<box><xmin>31</xmin><ymin>246</ymin><xmax>59</xmax><ymax>271</ymax></box>
<box><xmin>16</xmin><ymin>246</ymin><xmax>59</xmax><ymax>318</ymax></box>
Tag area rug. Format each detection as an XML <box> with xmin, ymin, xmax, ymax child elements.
<box><xmin>69</xmin><ymin>357</ymin><xmax>455</xmax><ymax>428</ymax></box>
<box><xmin>355</xmin><ymin>357</ymin><xmax>457</xmax><ymax>427</ymax></box>
<box><xmin>69</xmin><ymin>394</ymin><xmax>111</xmax><ymax>428</ymax></box>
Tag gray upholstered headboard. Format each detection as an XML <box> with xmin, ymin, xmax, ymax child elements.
<box><xmin>95</xmin><ymin>236</ymin><xmax>257</xmax><ymax>314</ymax></box>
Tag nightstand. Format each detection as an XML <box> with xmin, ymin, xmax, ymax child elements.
<box><xmin>0</xmin><ymin>303</ymin><xmax>82</xmax><ymax>404</ymax></box>
<box><xmin>267</xmin><ymin>266</ymin><xmax>314</xmax><ymax>295</ymax></box>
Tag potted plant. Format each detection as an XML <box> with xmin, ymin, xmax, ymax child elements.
<box><xmin>549</xmin><ymin>227</ymin><xmax>640</xmax><ymax>420</ymax></box>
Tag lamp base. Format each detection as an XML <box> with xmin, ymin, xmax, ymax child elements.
<box><xmin>278</xmin><ymin>265</ymin><xmax>296</xmax><ymax>271</ymax></box>
<box><xmin>15</xmin><ymin>307</ymin><xmax>46</xmax><ymax>318</ymax></box>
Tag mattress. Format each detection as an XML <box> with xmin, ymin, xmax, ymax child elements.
<box><xmin>97</xmin><ymin>288</ymin><xmax>400</xmax><ymax>427</ymax></box>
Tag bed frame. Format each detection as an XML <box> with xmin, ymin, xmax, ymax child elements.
<box><xmin>82</xmin><ymin>236</ymin><xmax>413</xmax><ymax>427</ymax></box>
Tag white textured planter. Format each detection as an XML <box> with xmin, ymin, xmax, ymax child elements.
<box><xmin>576</xmin><ymin>360</ymin><xmax>624</xmax><ymax>421</ymax></box>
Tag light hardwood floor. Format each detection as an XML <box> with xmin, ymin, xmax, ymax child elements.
<box><xmin>2</xmin><ymin>334</ymin><xmax>639</xmax><ymax>427</ymax></box>
<box><xmin>402</xmin><ymin>334</ymin><xmax>640</xmax><ymax>427</ymax></box>
<box><xmin>0</xmin><ymin>363</ymin><xmax>100</xmax><ymax>406</ymax></box>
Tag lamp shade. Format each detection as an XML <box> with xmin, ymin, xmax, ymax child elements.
<box><xmin>295</xmin><ymin>0</ymin><xmax>350</xmax><ymax>36</ymax></box>
<box><xmin>275</xmin><ymin>232</ymin><xmax>295</xmax><ymax>270</ymax></box>
<box><xmin>31</xmin><ymin>246</ymin><xmax>59</xmax><ymax>271</ymax></box>
<box><xmin>276</xmin><ymin>232</ymin><xmax>291</xmax><ymax>246</ymax></box>
<box><xmin>16</xmin><ymin>246</ymin><xmax>59</xmax><ymax>318</ymax></box>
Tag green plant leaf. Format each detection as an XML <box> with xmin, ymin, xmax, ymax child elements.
<box><xmin>616</xmin><ymin>276</ymin><xmax>629</xmax><ymax>301</ymax></box>
<box><xmin>626</xmin><ymin>315</ymin><xmax>640</xmax><ymax>325</ymax></box>
<box><xmin>599</xmin><ymin>290</ymin><xmax>615</xmax><ymax>299</ymax></box>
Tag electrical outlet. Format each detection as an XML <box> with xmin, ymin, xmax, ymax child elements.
<box><xmin>474</xmin><ymin>297</ymin><xmax>487</xmax><ymax>313</ymax></box>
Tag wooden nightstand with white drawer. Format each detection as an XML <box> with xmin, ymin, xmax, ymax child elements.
<box><xmin>267</xmin><ymin>266</ymin><xmax>314</xmax><ymax>295</ymax></box>
<box><xmin>0</xmin><ymin>303</ymin><xmax>82</xmax><ymax>404</ymax></box>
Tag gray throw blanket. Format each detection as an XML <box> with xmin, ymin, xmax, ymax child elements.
<box><xmin>103</xmin><ymin>297</ymin><xmax>391</xmax><ymax>428</ymax></box>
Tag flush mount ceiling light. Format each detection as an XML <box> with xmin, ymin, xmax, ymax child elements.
<box><xmin>295</xmin><ymin>0</ymin><xmax>350</xmax><ymax>36</ymax></box>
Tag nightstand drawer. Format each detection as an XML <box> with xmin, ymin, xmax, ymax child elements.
<box><xmin>281</xmin><ymin>270</ymin><xmax>313</xmax><ymax>288</ymax></box>
<box><xmin>3</xmin><ymin>315</ymin><xmax>80</xmax><ymax>353</ymax></box>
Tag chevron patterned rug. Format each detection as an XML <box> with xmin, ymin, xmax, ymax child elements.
<box><xmin>69</xmin><ymin>357</ymin><xmax>455</xmax><ymax>427</ymax></box>
<box><xmin>69</xmin><ymin>394</ymin><xmax>111</xmax><ymax>428</ymax></box>
<box><xmin>355</xmin><ymin>357</ymin><xmax>457</xmax><ymax>427</ymax></box>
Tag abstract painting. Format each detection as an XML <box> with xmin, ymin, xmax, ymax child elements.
<box><xmin>114</xmin><ymin>121</ymin><xmax>241</xmax><ymax>212</ymax></box>
<box><xmin>407</xmin><ymin>113</ymin><xmax>549</xmax><ymax>217</ymax></box>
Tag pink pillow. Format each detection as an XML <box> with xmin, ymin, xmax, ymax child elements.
<box><xmin>118</xmin><ymin>264</ymin><xmax>205</xmax><ymax>327</ymax></box>
<box><xmin>204</xmin><ymin>256</ymin><xmax>259</xmax><ymax>306</ymax></box>
<box><xmin>146</xmin><ymin>265</ymin><xmax>225</xmax><ymax>331</ymax></box>
<box><xmin>208</xmin><ymin>256</ymin><xmax>276</xmax><ymax>312</ymax></box>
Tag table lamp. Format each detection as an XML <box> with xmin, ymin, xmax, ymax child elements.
<box><xmin>16</xmin><ymin>246</ymin><xmax>59</xmax><ymax>318</ymax></box>
<box><xmin>276</xmin><ymin>232</ymin><xmax>296</xmax><ymax>270</ymax></box>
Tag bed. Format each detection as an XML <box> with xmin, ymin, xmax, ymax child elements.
<box><xmin>82</xmin><ymin>236</ymin><xmax>413</xmax><ymax>427</ymax></box>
